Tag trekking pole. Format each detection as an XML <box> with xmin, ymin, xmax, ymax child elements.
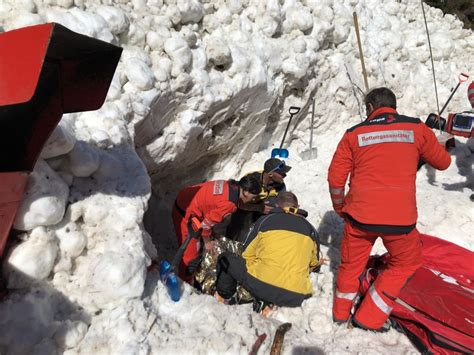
<box><xmin>309</xmin><ymin>98</ymin><xmax>315</xmax><ymax>160</ymax></box>
<box><xmin>279</xmin><ymin>106</ymin><xmax>301</xmax><ymax>150</ymax></box>
<box><xmin>439</xmin><ymin>73</ymin><xmax>470</xmax><ymax>116</ymax></box>
<box><xmin>353</xmin><ymin>12</ymin><xmax>369</xmax><ymax>92</ymax></box>
<box><xmin>421</xmin><ymin>0</ymin><xmax>441</xmax><ymax>117</ymax></box>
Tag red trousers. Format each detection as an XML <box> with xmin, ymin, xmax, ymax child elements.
<box><xmin>333</xmin><ymin>221</ymin><xmax>422</xmax><ymax>329</ymax></box>
<box><xmin>172</xmin><ymin>206</ymin><xmax>202</xmax><ymax>282</ymax></box>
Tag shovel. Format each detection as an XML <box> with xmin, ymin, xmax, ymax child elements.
<box><xmin>300</xmin><ymin>98</ymin><xmax>318</xmax><ymax>160</ymax></box>
<box><xmin>271</xmin><ymin>106</ymin><xmax>301</xmax><ymax>159</ymax></box>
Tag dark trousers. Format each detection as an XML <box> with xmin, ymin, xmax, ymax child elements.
<box><xmin>225</xmin><ymin>210</ymin><xmax>260</xmax><ymax>243</ymax></box>
<box><xmin>216</xmin><ymin>251</ymin><xmax>308</xmax><ymax>307</ymax></box>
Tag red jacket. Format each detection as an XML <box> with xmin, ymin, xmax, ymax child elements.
<box><xmin>175</xmin><ymin>180</ymin><xmax>239</xmax><ymax>237</ymax></box>
<box><xmin>328</xmin><ymin>108</ymin><xmax>451</xmax><ymax>226</ymax></box>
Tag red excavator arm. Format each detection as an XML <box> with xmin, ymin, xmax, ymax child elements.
<box><xmin>0</xmin><ymin>23</ymin><xmax>122</xmax><ymax>256</ymax></box>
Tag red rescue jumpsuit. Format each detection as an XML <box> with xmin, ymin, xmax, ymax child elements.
<box><xmin>328</xmin><ymin>107</ymin><xmax>451</xmax><ymax>329</ymax></box>
<box><xmin>468</xmin><ymin>81</ymin><xmax>474</xmax><ymax>108</ymax></box>
<box><xmin>172</xmin><ymin>180</ymin><xmax>239</xmax><ymax>281</ymax></box>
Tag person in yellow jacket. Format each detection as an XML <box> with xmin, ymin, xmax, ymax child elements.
<box><xmin>215</xmin><ymin>192</ymin><xmax>321</xmax><ymax>307</ymax></box>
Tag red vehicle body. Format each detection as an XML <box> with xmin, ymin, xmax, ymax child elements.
<box><xmin>0</xmin><ymin>23</ymin><xmax>122</xmax><ymax>257</ymax></box>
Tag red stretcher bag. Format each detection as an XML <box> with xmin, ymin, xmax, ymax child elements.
<box><xmin>360</xmin><ymin>234</ymin><xmax>474</xmax><ymax>354</ymax></box>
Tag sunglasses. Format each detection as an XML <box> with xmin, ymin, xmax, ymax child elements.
<box><xmin>269</xmin><ymin>161</ymin><xmax>287</xmax><ymax>174</ymax></box>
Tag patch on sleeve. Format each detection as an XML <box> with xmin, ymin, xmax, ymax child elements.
<box><xmin>213</xmin><ymin>180</ymin><xmax>224</xmax><ymax>195</ymax></box>
<box><xmin>358</xmin><ymin>130</ymin><xmax>414</xmax><ymax>147</ymax></box>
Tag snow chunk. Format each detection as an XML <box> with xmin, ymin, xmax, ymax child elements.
<box><xmin>256</xmin><ymin>14</ymin><xmax>279</xmax><ymax>37</ymax></box>
<box><xmin>132</xmin><ymin>0</ymin><xmax>147</xmax><ymax>11</ymax></box>
<box><xmin>40</xmin><ymin>121</ymin><xmax>76</xmax><ymax>159</ymax></box>
<box><xmin>57</xmin><ymin>0</ymin><xmax>74</xmax><ymax>9</ymax></box>
<box><xmin>54</xmin><ymin>320</ymin><xmax>88</xmax><ymax>349</ymax></box>
<box><xmin>124</xmin><ymin>58</ymin><xmax>155</xmax><ymax>91</ymax></box>
<box><xmin>92</xmin><ymin>150</ymin><xmax>124</xmax><ymax>183</ymax></box>
<box><xmin>4</xmin><ymin>227</ymin><xmax>58</xmax><ymax>288</ymax></box>
<box><xmin>205</xmin><ymin>37</ymin><xmax>232</xmax><ymax>67</ymax></box>
<box><xmin>68</xmin><ymin>141</ymin><xmax>100</xmax><ymax>177</ymax></box>
<box><xmin>171</xmin><ymin>72</ymin><xmax>192</xmax><ymax>92</ymax></box>
<box><xmin>164</xmin><ymin>35</ymin><xmax>192</xmax><ymax>73</ymax></box>
<box><xmin>213</xmin><ymin>6</ymin><xmax>233</xmax><ymax>26</ymax></box>
<box><xmin>87</xmin><ymin>252</ymin><xmax>147</xmax><ymax>308</ymax></box>
<box><xmin>127</xmin><ymin>22</ymin><xmax>147</xmax><ymax>46</ymax></box>
<box><xmin>283</xmin><ymin>6</ymin><xmax>313</xmax><ymax>33</ymax></box>
<box><xmin>146</xmin><ymin>27</ymin><xmax>170</xmax><ymax>50</ymax></box>
<box><xmin>95</xmin><ymin>5</ymin><xmax>129</xmax><ymax>35</ymax></box>
<box><xmin>14</xmin><ymin>160</ymin><xmax>69</xmax><ymax>231</ymax></box>
<box><xmin>178</xmin><ymin>0</ymin><xmax>204</xmax><ymax>24</ymax></box>
<box><xmin>431</xmin><ymin>32</ymin><xmax>455</xmax><ymax>60</ymax></box>
<box><xmin>282</xmin><ymin>53</ymin><xmax>310</xmax><ymax>79</ymax></box>
<box><xmin>44</xmin><ymin>7</ymin><xmax>113</xmax><ymax>43</ymax></box>
<box><xmin>54</xmin><ymin>220</ymin><xmax>87</xmax><ymax>258</ymax></box>
<box><xmin>180</xmin><ymin>26</ymin><xmax>198</xmax><ymax>47</ymax></box>
<box><xmin>165</xmin><ymin>5</ymin><xmax>182</xmax><ymax>26</ymax></box>
<box><xmin>292</xmin><ymin>37</ymin><xmax>307</xmax><ymax>53</ymax></box>
<box><xmin>228</xmin><ymin>0</ymin><xmax>242</xmax><ymax>14</ymax></box>
<box><xmin>14</xmin><ymin>0</ymin><xmax>37</xmax><ymax>13</ymax></box>
<box><xmin>6</xmin><ymin>12</ymin><xmax>43</xmax><ymax>31</ymax></box>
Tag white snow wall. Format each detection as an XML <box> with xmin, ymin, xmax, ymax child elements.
<box><xmin>0</xmin><ymin>0</ymin><xmax>472</xmax><ymax>353</ymax></box>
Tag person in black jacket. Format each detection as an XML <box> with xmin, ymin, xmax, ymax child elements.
<box><xmin>226</xmin><ymin>158</ymin><xmax>292</xmax><ymax>242</ymax></box>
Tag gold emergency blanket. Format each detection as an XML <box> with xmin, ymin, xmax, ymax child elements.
<box><xmin>194</xmin><ymin>237</ymin><xmax>254</xmax><ymax>303</ymax></box>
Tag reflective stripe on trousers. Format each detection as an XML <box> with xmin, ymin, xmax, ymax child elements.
<box><xmin>335</xmin><ymin>290</ymin><xmax>357</xmax><ymax>301</ymax></box>
<box><xmin>369</xmin><ymin>285</ymin><xmax>392</xmax><ymax>315</ymax></box>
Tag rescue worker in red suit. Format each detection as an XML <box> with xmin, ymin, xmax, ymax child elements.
<box><xmin>328</xmin><ymin>87</ymin><xmax>451</xmax><ymax>331</ymax></box>
<box><xmin>172</xmin><ymin>176</ymin><xmax>261</xmax><ymax>283</ymax></box>
<box><xmin>468</xmin><ymin>81</ymin><xmax>474</xmax><ymax>108</ymax></box>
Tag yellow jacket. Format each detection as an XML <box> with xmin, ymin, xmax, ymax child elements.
<box><xmin>242</xmin><ymin>209</ymin><xmax>320</xmax><ymax>296</ymax></box>
<box><xmin>244</xmin><ymin>171</ymin><xmax>286</xmax><ymax>202</ymax></box>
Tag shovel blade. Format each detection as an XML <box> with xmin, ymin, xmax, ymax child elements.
<box><xmin>300</xmin><ymin>147</ymin><xmax>318</xmax><ymax>161</ymax></box>
<box><xmin>271</xmin><ymin>148</ymin><xmax>289</xmax><ymax>159</ymax></box>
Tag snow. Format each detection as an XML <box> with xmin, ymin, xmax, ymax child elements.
<box><xmin>13</xmin><ymin>160</ymin><xmax>69</xmax><ymax>231</ymax></box>
<box><xmin>0</xmin><ymin>0</ymin><xmax>473</xmax><ymax>354</ymax></box>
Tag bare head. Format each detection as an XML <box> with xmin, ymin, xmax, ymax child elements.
<box><xmin>364</xmin><ymin>87</ymin><xmax>397</xmax><ymax>115</ymax></box>
<box><xmin>276</xmin><ymin>191</ymin><xmax>298</xmax><ymax>209</ymax></box>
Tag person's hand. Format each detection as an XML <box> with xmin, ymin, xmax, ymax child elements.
<box><xmin>437</xmin><ymin>132</ymin><xmax>454</xmax><ymax>146</ymax></box>
<box><xmin>262</xmin><ymin>204</ymin><xmax>274</xmax><ymax>214</ymax></box>
<box><xmin>203</xmin><ymin>238</ymin><xmax>218</xmax><ymax>252</ymax></box>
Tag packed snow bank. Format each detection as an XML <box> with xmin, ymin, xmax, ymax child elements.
<box><xmin>0</xmin><ymin>0</ymin><xmax>473</xmax><ymax>354</ymax></box>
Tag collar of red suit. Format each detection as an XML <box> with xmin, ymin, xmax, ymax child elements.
<box><xmin>367</xmin><ymin>107</ymin><xmax>398</xmax><ymax>121</ymax></box>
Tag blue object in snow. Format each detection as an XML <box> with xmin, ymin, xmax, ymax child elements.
<box><xmin>159</xmin><ymin>260</ymin><xmax>183</xmax><ymax>302</ymax></box>
<box><xmin>271</xmin><ymin>148</ymin><xmax>289</xmax><ymax>159</ymax></box>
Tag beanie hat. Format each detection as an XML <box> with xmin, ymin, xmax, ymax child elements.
<box><xmin>468</xmin><ymin>81</ymin><xmax>474</xmax><ymax>109</ymax></box>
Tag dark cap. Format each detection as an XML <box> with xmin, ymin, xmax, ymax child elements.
<box><xmin>263</xmin><ymin>158</ymin><xmax>292</xmax><ymax>174</ymax></box>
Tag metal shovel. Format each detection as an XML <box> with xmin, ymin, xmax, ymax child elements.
<box><xmin>271</xmin><ymin>106</ymin><xmax>301</xmax><ymax>159</ymax></box>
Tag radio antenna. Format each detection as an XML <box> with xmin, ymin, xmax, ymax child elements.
<box><xmin>421</xmin><ymin>1</ymin><xmax>441</xmax><ymax>118</ymax></box>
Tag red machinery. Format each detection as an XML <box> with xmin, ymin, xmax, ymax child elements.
<box><xmin>0</xmin><ymin>23</ymin><xmax>122</xmax><ymax>256</ymax></box>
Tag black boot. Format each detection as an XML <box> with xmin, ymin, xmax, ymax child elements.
<box><xmin>351</xmin><ymin>317</ymin><xmax>392</xmax><ymax>333</ymax></box>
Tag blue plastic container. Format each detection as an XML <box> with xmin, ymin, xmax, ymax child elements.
<box><xmin>159</xmin><ymin>260</ymin><xmax>183</xmax><ymax>302</ymax></box>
